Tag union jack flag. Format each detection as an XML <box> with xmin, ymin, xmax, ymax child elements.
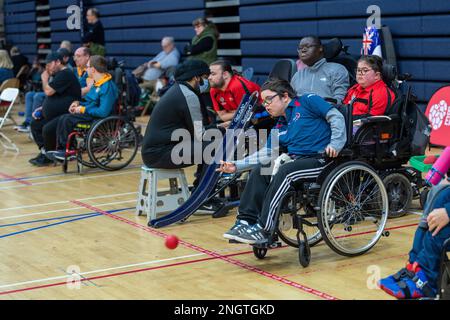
<box><xmin>361</xmin><ymin>25</ymin><xmax>382</xmax><ymax>57</ymax></box>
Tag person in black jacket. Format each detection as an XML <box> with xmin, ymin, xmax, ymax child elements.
<box><xmin>82</xmin><ymin>8</ymin><xmax>105</xmax><ymax>56</ymax></box>
<box><xmin>141</xmin><ymin>59</ymin><xmax>226</xmax><ymax>212</ymax></box>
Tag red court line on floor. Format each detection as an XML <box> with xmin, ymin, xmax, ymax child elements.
<box><xmin>0</xmin><ymin>172</ymin><xmax>32</xmax><ymax>186</ymax></box>
<box><xmin>70</xmin><ymin>200</ymin><xmax>339</xmax><ymax>300</ymax></box>
<box><xmin>335</xmin><ymin>223</ymin><xmax>418</xmax><ymax>239</ymax></box>
<box><xmin>0</xmin><ymin>250</ymin><xmax>253</xmax><ymax>296</ymax></box>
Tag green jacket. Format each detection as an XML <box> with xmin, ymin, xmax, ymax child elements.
<box><xmin>189</xmin><ymin>26</ymin><xmax>217</xmax><ymax>65</ymax></box>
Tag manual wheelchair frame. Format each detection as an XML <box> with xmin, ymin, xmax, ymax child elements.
<box><xmin>62</xmin><ymin>61</ymin><xmax>140</xmax><ymax>173</ymax></box>
<box><xmin>248</xmin><ymin>79</ymin><xmax>428</xmax><ymax>267</ymax></box>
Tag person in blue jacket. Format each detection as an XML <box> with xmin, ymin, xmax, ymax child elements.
<box><xmin>217</xmin><ymin>79</ymin><xmax>347</xmax><ymax>244</ymax></box>
<box><xmin>379</xmin><ymin>183</ymin><xmax>450</xmax><ymax>299</ymax></box>
<box><xmin>46</xmin><ymin>55</ymin><xmax>118</xmax><ymax>161</ymax></box>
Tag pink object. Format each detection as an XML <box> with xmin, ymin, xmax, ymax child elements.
<box><xmin>425</xmin><ymin>146</ymin><xmax>450</xmax><ymax>185</ymax></box>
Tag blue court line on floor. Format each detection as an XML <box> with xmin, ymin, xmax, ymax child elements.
<box><xmin>0</xmin><ymin>207</ymin><xmax>134</xmax><ymax>228</ymax></box>
<box><xmin>0</xmin><ymin>207</ymin><xmax>134</xmax><ymax>239</ymax></box>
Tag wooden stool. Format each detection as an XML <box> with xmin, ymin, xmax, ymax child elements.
<box><xmin>136</xmin><ymin>166</ymin><xmax>190</xmax><ymax>222</ymax></box>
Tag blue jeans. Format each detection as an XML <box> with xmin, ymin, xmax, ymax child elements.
<box><xmin>25</xmin><ymin>92</ymin><xmax>46</xmax><ymax>124</ymax></box>
<box><xmin>409</xmin><ymin>185</ymin><xmax>450</xmax><ymax>292</ymax></box>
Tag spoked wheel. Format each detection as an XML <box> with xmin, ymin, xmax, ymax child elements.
<box><xmin>383</xmin><ymin>173</ymin><xmax>413</xmax><ymax>218</ymax></box>
<box><xmin>253</xmin><ymin>247</ymin><xmax>268</xmax><ymax>259</ymax></box>
<box><xmin>87</xmin><ymin>116</ymin><xmax>139</xmax><ymax>171</ymax></box>
<box><xmin>318</xmin><ymin>161</ymin><xmax>389</xmax><ymax>257</ymax></box>
<box><xmin>276</xmin><ymin>190</ymin><xmax>322</xmax><ymax>248</ymax></box>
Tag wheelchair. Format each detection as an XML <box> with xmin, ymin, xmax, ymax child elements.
<box><xmin>61</xmin><ymin>60</ymin><xmax>140</xmax><ymax>173</ymax></box>
<box><xmin>249</xmin><ymin>66</ymin><xmax>429</xmax><ymax>267</ymax></box>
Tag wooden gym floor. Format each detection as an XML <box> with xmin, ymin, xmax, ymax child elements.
<box><xmin>0</xmin><ymin>103</ymin><xmax>428</xmax><ymax>300</ymax></box>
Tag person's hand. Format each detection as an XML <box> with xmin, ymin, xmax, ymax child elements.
<box><xmin>427</xmin><ymin>208</ymin><xmax>450</xmax><ymax>236</ymax></box>
<box><xmin>69</xmin><ymin>101</ymin><xmax>80</xmax><ymax>113</ymax></box>
<box><xmin>86</xmin><ymin>77</ymin><xmax>94</xmax><ymax>88</ymax></box>
<box><xmin>217</xmin><ymin>121</ymin><xmax>231</xmax><ymax>129</ymax></box>
<box><xmin>41</xmin><ymin>70</ymin><xmax>49</xmax><ymax>83</ymax></box>
<box><xmin>325</xmin><ymin>146</ymin><xmax>338</xmax><ymax>158</ymax></box>
<box><xmin>32</xmin><ymin>107</ymin><xmax>42</xmax><ymax>120</ymax></box>
<box><xmin>216</xmin><ymin>160</ymin><xmax>237</xmax><ymax>174</ymax></box>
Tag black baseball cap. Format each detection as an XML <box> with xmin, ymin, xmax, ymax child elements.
<box><xmin>45</xmin><ymin>51</ymin><xmax>63</xmax><ymax>64</ymax></box>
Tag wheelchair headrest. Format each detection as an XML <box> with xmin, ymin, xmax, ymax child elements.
<box><xmin>323</xmin><ymin>38</ymin><xmax>343</xmax><ymax>60</ymax></box>
<box><xmin>268</xmin><ymin>59</ymin><xmax>297</xmax><ymax>82</ymax></box>
<box><xmin>382</xmin><ymin>63</ymin><xmax>397</xmax><ymax>84</ymax></box>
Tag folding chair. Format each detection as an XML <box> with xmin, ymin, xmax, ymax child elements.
<box><xmin>0</xmin><ymin>88</ymin><xmax>20</xmax><ymax>152</ymax></box>
<box><xmin>0</xmin><ymin>78</ymin><xmax>20</xmax><ymax>126</ymax></box>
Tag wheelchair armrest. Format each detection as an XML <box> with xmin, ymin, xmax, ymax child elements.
<box><xmin>353</xmin><ymin>115</ymin><xmax>393</xmax><ymax>125</ymax></box>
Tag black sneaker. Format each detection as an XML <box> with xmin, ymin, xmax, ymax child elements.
<box><xmin>30</xmin><ymin>153</ymin><xmax>53</xmax><ymax>167</ymax></box>
<box><xmin>197</xmin><ymin>198</ymin><xmax>224</xmax><ymax>215</ymax></box>
<box><xmin>28</xmin><ymin>153</ymin><xmax>42</xmax><ymax>164</ymax></box>
<box><xmin>45</xmin><ymin>150</ymin><xmax>66</xmax><ymax>162</ymax></box>
<box><xmin>223</xmin><ymin>220</ymin><xmax>249</xmax><ymax>241</ymax></box>
<box><xmin>233</xmin><ymin>224</ymin><xmax>269</xmax><ymax>245</ymax></box>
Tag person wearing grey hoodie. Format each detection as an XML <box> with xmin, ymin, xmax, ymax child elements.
<box><xmin>290</xmin><ymin>36</ymin><xmax>349</xmax><ymax>104</ymax></box>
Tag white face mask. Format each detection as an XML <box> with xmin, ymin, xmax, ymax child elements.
<box><xmin>199</xmin><ymin>78</ymin><xmax>209</xmax><ymax>93</ymax></box>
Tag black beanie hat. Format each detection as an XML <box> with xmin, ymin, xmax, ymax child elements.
<box><xmin>174</xmin><ymin>59</ymin><xmax>210</xmax><ymax>81</ymax></box>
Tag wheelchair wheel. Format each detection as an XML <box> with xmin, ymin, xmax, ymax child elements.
<box><xmin>276</xmin><ymin>190</ymin><xmax>322</xmax><ymax>248</ymax></box>
<box><xmin>383</xmin><ymin>173</ymin><xmax>412</xmax><ymax>218</ymax></box>
<box><xmin>87</xmin><ymin>116</ymin><xmax>139</xmax><ymax>171</ymax></box>
<box><xmin>318</xmin><ymin>161</ymin><xmax>389</xmax><ymax>257</ymax></box>
<box><xmin>298</xmin><ymin>241</ymin><xmax>311</xmax><ymax>268</ymax></box>
<box><xmin>253</xmin><ymin>247</ymin><xmax>267</xmax><ymax>260</ymax></box>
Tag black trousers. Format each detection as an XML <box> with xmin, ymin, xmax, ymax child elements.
<box><xmin>237</xmin><ymin>157</ymin><xmax>329</xmax><ymax>232</ymax></box>
<box><xmin>56</xmin><ymin>114</ymin><xmax>95</xmax><ymax>149</ymax></box>
<box><xmin>30</xmin><ymin>116</ymin><xmax>61</xmax><ymax>151</ymax></box>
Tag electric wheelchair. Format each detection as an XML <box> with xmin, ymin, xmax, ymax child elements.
<box><xmin>61</xmin><ymin>60</ymin><xmax>140</xmax><ymax>173</ymax></box>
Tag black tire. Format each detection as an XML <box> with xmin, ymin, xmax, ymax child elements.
<box><xmin>298</xmin><ymin>242</ymin><xmax>311</xmax><ymax>267</ymax></box>
<box><xmin>87</xmin><ymin>116</ymin><xmax>139</xmax><ymax>171</ymax></box>
<box><xmin>275</xmin><ymin>191</ymin><xmax>322</xmax><ymax>248</ymax></box>
<box><xmin>383</xmin><ymin>173</ymin><xmax>413</xmax><ymax>218</ymax></box>
<box><xmin>318</xmin><ymin>161</ymin><xmax>389</xmax><ymax>257</ymax></box>
<box><xmin>253</xmin><ymin>247</ymin><xmax>267</xmax><ymax>260</ymax></box>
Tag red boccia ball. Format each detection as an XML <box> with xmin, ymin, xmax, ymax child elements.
<box><xmin>165</xmin><ymin>235</ymin><xmax>179</xmax><ymax>249</ymax></box>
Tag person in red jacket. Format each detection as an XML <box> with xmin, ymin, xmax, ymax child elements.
<box><xmin>209</xmin><ymin>60</ymin><xmax>261</xmax><ymax>125</ymax></box>
<box><xmin>343</xmin><ymin>55</ymin><xmax>395</xmax><ymax>119</ymax></box>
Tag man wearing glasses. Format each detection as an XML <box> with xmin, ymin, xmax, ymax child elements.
<box><xmin>218</xmin><ymin>79</ymin><xmax>346</xmax><ymax>244</ymax></box>
<box><xmin>290</xmin><ymin>36</ymin><xmax>349</xmax><ymax>104</ymax></box>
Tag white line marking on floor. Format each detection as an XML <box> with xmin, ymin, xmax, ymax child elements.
<box><xmin>0</xmin><ymin>170</ymin><xmax>140</xmax><ymax>191</ymax></box>
<box><xmin>0</xmin><ymin>192</ymin><xmax>137</xmax><ymax>212</ymax></box>
<box><xmin>0</xmin><ymin>199</ymin><xmax>136</xmax><ymax>221</ymax></box>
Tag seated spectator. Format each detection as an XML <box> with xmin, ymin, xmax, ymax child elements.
<box><xmin>59</xmin><ymin>41</ymin><xmax>75</xmax><ymax>68</ymax></box>
<box><xmin>209</xmin><ymin>60</ymin><xmax>261</xmax><ymax>124</ymax></box>
<box><xmin>73</xmin><ymin>47</ymin><xmax>92</xmax><ymax>96</ymax></box>
<box><xmin>57</xmin><ymin>48</ymin><xmax>74</xmax><ymax>71</ymax></box>
<box><xmin>379</xmin><ymin>183</ymin><xmax>450</xmax><ymax>299</ymax></box>
<box><xmin>29</xmin><ymin>52</ymin><xmax>81</xmax><ymax>166</ymax></box>
<box><xmin>0</xmin><ymin>49</ymin><xmax>15</xmax><ymax>84</ymax></box>
<box><xmin>46</xmin><ymin>55</ymin><xmax>118</xmax><ymax>161</ymax></box>
<box><xmin>140</xmin><ymin>37</ymin><xmax>180</xmax><ymax>94</ymax></box>
<box><xmin>15</xmin><ymin>58</ymin><xmax>45</xmax><ymax>133</ymax></box>
<box><xmin>10</xmin><ymin>46</ymin><xmax>29</xmax><ymax>76</ymax></box>
<box><xmin>343</xmin><ymin>55</ymin><xmax>395</xmax><ymax>118</ymax></box>
<box><xmin>290</xmin><ymin>36</ymin><xmax>349</xmax><ymax>104</ymax></box>
<box><xmin>185</xmin><ymin>18</ymin><xmax>219</xmax><ymax>65</ymax></box>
